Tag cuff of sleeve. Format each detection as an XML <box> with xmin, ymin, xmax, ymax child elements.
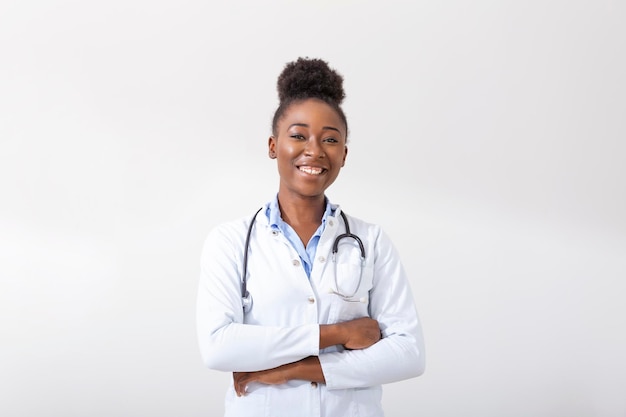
<box><xmin>318</xmin><ymin>351</ymin><xmax>342</xmax><ymax>389</ymax></box>
<box><xmin>310</xmin><ymin>323</ymin><xmax>320</xmax><ymax>355</ymax></box>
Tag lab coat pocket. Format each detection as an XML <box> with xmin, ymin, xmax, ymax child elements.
<box><xmin>225</xmin><ymin>384</ymin><xmax>268</xmax><ymax>417</ymax></box>
<box><xmin>331</xmin><ymin>264</ymin><xmax>374</xmax><ymax>321</ymax></box>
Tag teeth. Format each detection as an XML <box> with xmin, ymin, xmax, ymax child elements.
<box><xmin>299</xmin><ymin>166</ymin><xmax>323</xmax><ymax>175</ymax></box>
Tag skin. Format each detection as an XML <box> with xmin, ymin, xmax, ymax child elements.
<box><xmin>232</xmin><ymin>98</ymin><xmax>381</xmax><ymax>396</ymax></box>
<box><xmin>269</xmin><ymin>98</ymin><xmax>348</xmax><ymax>244</ymax></box>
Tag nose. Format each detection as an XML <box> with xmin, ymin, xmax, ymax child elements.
<box><xmin>304</xmin><ymin>137</ymin><xmax>325</xmax><ymax>158</ymax></box>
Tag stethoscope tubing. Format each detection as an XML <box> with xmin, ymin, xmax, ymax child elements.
<box><xmin>241</xmin><ymin>207</ymin><xmax>365</xmax><ymax>312</ymax></box>
<box><xmin>241</xmin><ymin>207</ymin><xmax>263</xmax><ymax>307</ymax></box>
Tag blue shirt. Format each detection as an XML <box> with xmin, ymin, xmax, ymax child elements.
<box><xmin>265</xmin><ymin>195</ymin><xmax>334</xmax><ymax>278</ymax></box>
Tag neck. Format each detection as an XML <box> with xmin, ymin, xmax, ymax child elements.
<box><xmin>277</xmin><ymin>192</ymin><xmax>326</xmax><ymax>227</ymax></box>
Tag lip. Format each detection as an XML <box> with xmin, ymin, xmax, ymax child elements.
<box><xmin>296</xmin><ymin>165</ymin><xmax>328</xmax><ymax>175</ymax></box>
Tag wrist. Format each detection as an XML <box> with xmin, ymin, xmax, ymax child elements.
<box><xmin>294</xmin><ymin>356</ymin><xmax>325</xmax><ymax>384</ymax></box>
<box><xmin>319</xmin><ymin>323</ymin><xmax>343</xmax><ymax>349</ymax></box>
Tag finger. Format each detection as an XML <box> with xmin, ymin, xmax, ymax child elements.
<box><xmin>235</xmin><ymin>378</ymin><xmax>248</xmax><ymax>397</ymax></box>
<box><xmin>234</xmin><ymin>379</ymin><xmax>243</xmax><ymax>397</ymax></box>
<box><xmin>233</xmin><ymin>372</ymin><xmax>246</xmax><ymax>396</ymax></box>
<box><xmin>235</xmin><ymin>382</ymin><xmax>244</xmax><ymax>397</ymax></box>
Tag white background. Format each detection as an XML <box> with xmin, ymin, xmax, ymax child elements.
<box><xmin>1</xmin><ymin>1</ymin><xmax>625</xmax><ymax>416</ymax></box>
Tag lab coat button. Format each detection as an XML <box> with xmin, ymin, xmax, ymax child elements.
<box><xmin>292</xmin><ymin>259</ymin><xmax>300</xmax><ymax>267</ymax></box>
<box><xmin>307</xmin><ymin>296</ymin><xmax>315</xmax><ymax>304</ymax></box>
<box><xmin>311</xmin><ymin>382</ymin><xmax>318</xmax><ymax>388</ymax></box>
<box><xmin>318</xmin><ymin>256</ymin><xmax>325</xmax><ymax>263</ymax></box>
<box><xmin>271</xmin><ymin>230</ymin><xmax>279</xmax><ymax>236</ymax></box>
<box><xmin>328</xmin><ymin>220</ymin><xmax>334</xmax><ymax>227</ymax></box>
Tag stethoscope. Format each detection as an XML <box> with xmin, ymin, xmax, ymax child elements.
<box><xmin>241</xmin><ymin>207</ymin><xmax>366</xmax><ymax>312</ymax></box>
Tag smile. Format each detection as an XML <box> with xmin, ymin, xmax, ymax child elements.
<box><xmin>298</xmin><ymin>166</ymin><xmax>326</xmax><ymax>175</ymax></box>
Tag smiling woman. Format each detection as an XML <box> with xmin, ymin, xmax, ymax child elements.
<box><xmin>196</xmin><ymin>57</ymin><xmax>425</xmax><ymax>417</ymax></box>
<box><xmin>269</xmin><ymin>99</ymin><xmax>347</xmax><ymax>230</ymax></box>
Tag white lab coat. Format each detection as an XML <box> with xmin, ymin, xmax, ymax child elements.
<box><xmin>196</xmin><ymin>204</ymin><xmax>425</xmax><ymax>417</ymax></box>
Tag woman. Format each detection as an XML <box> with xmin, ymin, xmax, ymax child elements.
<box><xmin>196</xmin><ymin>57</ymin><xmax>425</xmax><ymax>417</ymax></box>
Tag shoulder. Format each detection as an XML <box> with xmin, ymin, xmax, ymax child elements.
<box><xmin>203</xmin><ymin>206</ymin><xmax>269</xmax><ymax>247</ymax></box>
<box><xmin>337</xmin><ymin>208</ymin><xmax>382</xmax><ymax>237</ymax></box>
<box><xmin>201</xmin><ymin>214</ymin><xmax>253</xmax><ymax>254</ymax></box>
<box><xmin>337</xmin><ymin>208</ymin><xmax>400</xmax><ymax>255</ymax></box>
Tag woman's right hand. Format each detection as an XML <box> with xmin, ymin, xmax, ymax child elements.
<box><xmin>340</xmin><ymin>317</ymin><xmax>382</xmax><ymax>349</ymax></box>
<box><xmin>320</xmin><ymin>317</ymin><xmax>381</xmax><ymax>350</ymax></box>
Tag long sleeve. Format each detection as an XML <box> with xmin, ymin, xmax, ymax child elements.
<box><xmin>196</xmin><ymin>220</ymin><xmax>320</xmax><ymax>372</ymax></box>
<box><xmin>318</xmin><ymin>227</ymin><xmax>425</xmax><ymax>389</ymax></box>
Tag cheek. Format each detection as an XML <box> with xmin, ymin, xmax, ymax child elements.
<box><xmin>332</xmin><ymin>150</ymin><xmax>347</xmax><ymax>166</ymax></box>
<box><xmin>276</xmin><ymin>148</ymin><xmax>293</xmax><ymax>164</ymax></box>
<box><xmin>276</xmin><ymin>143</ymin><xmax>297</xmax><ymax>159</ymax></box>
<box><xmin>276</xmin><ymin>153</ymin><xmax>294</xmax><ymax>173</ymax></box>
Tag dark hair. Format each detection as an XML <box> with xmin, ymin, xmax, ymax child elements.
<box><xmin>271</xmin><ymin>57</ymin><xmax>348</xmax><ymax>137</ymax></box>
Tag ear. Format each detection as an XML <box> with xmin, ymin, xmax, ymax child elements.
<box><xmin>341</xmin><ymin>145</ymin><xmax>348</xmax><ymax>167</ymax></box>
<box><xmin>268</xmin><ymin>136</ymin><xmax>277</xmax><ymax>159</ymax></box>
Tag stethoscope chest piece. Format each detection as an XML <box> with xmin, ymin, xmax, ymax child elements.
<box><xmin>242</xmin><ymin>290</ymin><xmax>253</xmax><ymax>313</ymax></box>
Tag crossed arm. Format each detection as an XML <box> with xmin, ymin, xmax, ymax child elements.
<box><xmin>232</xmin><ymin>317</ymin><xmax>381</xmax><ymax>396</ymax></box>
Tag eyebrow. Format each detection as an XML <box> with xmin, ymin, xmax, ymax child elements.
<box><xmin>288</xmin><ymin>123</ymin><xmax>341</xmax><ymax>134</ymax></box>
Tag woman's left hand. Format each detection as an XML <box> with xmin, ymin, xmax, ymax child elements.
<box><xmin>232</xmin><ymin>356</ymin><xmax>325</xmax><ymax>396</ymax></box>
<box><xmin>233</xmin><ymin>366</ymin><xmax>289</xmax><ymax>397</ymax></box>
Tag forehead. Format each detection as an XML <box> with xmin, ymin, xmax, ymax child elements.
<box><xmin>278</xmin><ymin>99</ymin><xmax>345</xmax><ymax>134</ymax></box>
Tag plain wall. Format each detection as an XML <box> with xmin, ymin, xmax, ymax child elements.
<box><xmin>1</xmin><ymin>1</ymin><xmax>625</xmax><ymax>416</ymax></box>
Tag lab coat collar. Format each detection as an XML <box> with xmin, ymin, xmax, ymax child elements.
<box><xmin>257</xmin><ymin>196</ymin><xmax>341</xmax><ymax>230</ymax></box>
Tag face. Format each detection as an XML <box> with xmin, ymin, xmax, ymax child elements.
<box><xmin>268</xmin><ymin>99</ymin><xmax>348</xmax><ymax>201</ymax></box>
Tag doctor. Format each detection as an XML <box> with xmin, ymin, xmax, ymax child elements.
<box><xmin>196</xmin><ymin>57</ymin><xmax>425</xmax><ymax>417</ymax></box>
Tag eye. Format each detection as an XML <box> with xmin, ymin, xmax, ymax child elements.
<box><xmin>290</xmin><ymin>134</ymin><xmax>306</xmax><ymax>140</ymax></box>
<box><xmin>323</xmin><ymin>137</ymin><xmax>339</xmax><ymax>143</ymax></box>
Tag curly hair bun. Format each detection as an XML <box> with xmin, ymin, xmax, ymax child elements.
<box><xmin>277</xmin><ymin>57</ymin><xmax>345</xmax><ymax>105</ymax></box>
